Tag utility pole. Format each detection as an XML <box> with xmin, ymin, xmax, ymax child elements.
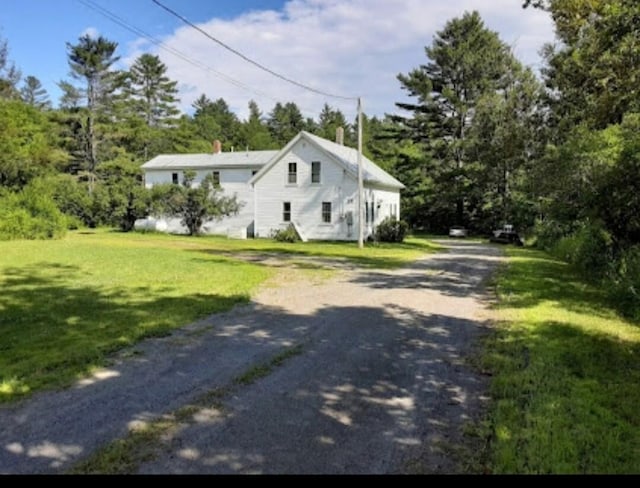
<box><xmin>357</xmin><ymin>97</ymin><xmax>364</xmax><ymax>249</ymax></box>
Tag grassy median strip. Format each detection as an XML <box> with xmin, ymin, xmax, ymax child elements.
<box><xmin>234</xmin><ymin>345</ymin><xmax>305</xmax><ymax>386</ymax></box>
<box><xmin>69</xmin><ymin>345</ymin><xmax>304</xmax><ymax>474</ymax></box>
<box><xmin>479</xmin><ymin>247</ymin><xmax>640</xmax><ymax>474</ymax></box>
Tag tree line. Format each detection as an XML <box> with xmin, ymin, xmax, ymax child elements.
<box><xmin>0</xmin><ymin>32</ymin><xmax>367</xmax><ymax>235</ymax></box>
<box><xmin>388</xmin><ymin>0</ymin><xmax>640</xmax><ymax>318</ymax></box>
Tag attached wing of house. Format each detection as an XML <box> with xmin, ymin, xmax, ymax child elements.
<box><xmin>139</xmin><ymin>131</ymin><xmax>403</xmax><ymax>241</ymax></box>
<box><xmin>140</xmin><ymin>149</ymin><xmax>277</xmax><ymax>237</ymax></box>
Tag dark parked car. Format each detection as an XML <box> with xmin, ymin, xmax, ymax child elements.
<box><xmin>490</xmin><ymin>226</ymin><xmax>524</xmax><ymax>246</ymax></box>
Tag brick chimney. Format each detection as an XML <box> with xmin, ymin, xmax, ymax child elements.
<box><xmin>336</xmin><ymin>127</ymin><xmax>344</xmax><ymax>146</ymax></box>
<box><xmin>213</xmin><ymin>140</ymin><xmax>222</xmax><ymax>154</ymax></box>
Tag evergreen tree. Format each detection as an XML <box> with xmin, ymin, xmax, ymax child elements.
<box><xmin>20</xmin><ymin>76</ymin><xmax>50</xmax><ymax>109</ymax></box>
<box><xmin>192</xmin><ymin>95</ymin><xmax>240</xmax><ymax>149</ymax></box>
<box><xmin>127</xmin><ymin>54</ymin><xmax>179</xmax><ymax>127</ymax></box>
<box><xmin>316</xmin><ymin>103</ymin><xmax>351</xmax><ymax>143</ymax></box>
<box><xmin>64</xmin><ymin>34</ymin><xmax>121</xmax><ymax>189</ymax></box>
<box><xmin>239</xmin><ymin>100</ymin><xmax>275</xmax><ymax>150</ymax></box>
<box><xmin>0</xmin><ymin>36</ymin><xmax>20</xmax><ymax>99</ymax></box>
<box><xmin>395</xmin><ymin>11</ymin><xmax>517</xmax><ymax>227</ymax></box>
<box><xmin>58</xmin><ymin>80</ymin><xmax>82</xmax><ymax>110</ymax></box>
<box><xmin>123</xmin><ymin>54</ymin><xmax>180</xmax><ymax>159</ymax></box>
<box><xmin>267</xmin><ymin>102</ymin><xmax>305</xmax><ymax>146</ymax></box>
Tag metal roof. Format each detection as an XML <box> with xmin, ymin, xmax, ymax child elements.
<box><xmin>141</xmin><ymin>150</ymin><xmax>279</xmax><ymax>170</ymax></box>
<box><xmin>299</xmin><ymin>132</ymin><xmax>405</xmax><ymax>189</ymax></box>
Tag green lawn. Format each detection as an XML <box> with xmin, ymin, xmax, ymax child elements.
<box><xmin>481</xmin><ymin>247</ymin><xmax>640</xmax><ymax>474</ymax></box>
<box><xmin>0</xmin><ymin>230</ymin><xmax>434</xmax><ymax>403</ymax></box>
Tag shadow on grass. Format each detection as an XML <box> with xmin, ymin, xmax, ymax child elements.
<box><xmin>495</xmin><ymin>248</ymin><xmax>616</xmax><ymax>319</ymax></box>
<box><xmin>84</xmin><ymin>232</ymin><xmax>440</xmax><ymax>270</ymax></box>
<box><xmin>483</xmin><ymin>317</ymin><xmax>640</xmax><ymax>474</ymax></box>
<box><xmin>0</xmin><ymin>263</ymin><xmax>249</xmax><ymax>403</ymax></box>
<box><xmin>194</xmin><ymin>246</ymin><xmax>420</xmax><ymax>270</ymax></box>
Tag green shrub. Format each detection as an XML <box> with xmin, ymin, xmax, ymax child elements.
<box><xmin>552</xmin><ymin>234</ymin><xmax>580</xmax><ymax>264</ymax></box>
<box><xmin>549</xmin><ymin>221</ymin><xmax>613</xmax><ymax>282</ymax></box>
<box><xmin>271</xmin><ymin>224</ymin><xmax>300</xmax><ymax>243</ymax></box>
<box><xmin>533</xmin><ymin>218</ymin><xmax>570</xmax><ymax>251</ymax></box>
<box><xmin>375</xmin><ymin>217</ymin><xmax>409</xmax><ymax>243</ymax></box>
<box><xmin>0</xmin><ymin>181</ymin><xmax>67</xmax><ymax>240</ymax></box>
<box><xmin>572</xmin><ymin>222</ymin><xmax>613</xmax><ymax>279</ymax></box>
<box><xmin>609</xmin><ymin>245</ymin><xmax>640</xmax><ymax>320</ymax></box>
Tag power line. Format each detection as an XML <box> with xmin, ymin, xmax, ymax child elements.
<box><xmin>78</xmin><ymin>0</ymin><xmax>335</xmax><ymax>118</ymax></box>
<box><xmin>77</xmin><ymin>0</ymin><xmax>280</xmax><ymax>106</ymax></box>
<box><xmin>152</xmin><ymin>0</ymin><xmax>358</xmax><ymax>102</ymax></box>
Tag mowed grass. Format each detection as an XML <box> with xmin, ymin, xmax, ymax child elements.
<box><xmin>112</xmin><ymin>231</ymin><xmax>440</xmax><ymax>269</ymax></box>
<box><xmin>0</xmin><ymin>230</ymin><xmax>433</xmax><ymax>403</ymax></box>
<box><xmin>481</xmin><ymin>247</ymin><xmax>640</xmax><ymax>473</ymax></box>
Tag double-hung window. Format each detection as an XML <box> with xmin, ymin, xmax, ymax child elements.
<box><xmin>322</xmin><ymin>202</ymin><xmax>332</xmax><ymax>224</ymax></box>
<box><xmin>283</xmin><ymin>202</ymin><xmax>291</xmax><ymax>222</ymax></box>
<box><xmin>288</xmin><ymin>163</ymin><xmax>297</xmax><ymax>184</ymax></box>
<box><xmin>311</xmin><ymin>162</ymin><xmax>321</xmax><ymax>184</ymax></box>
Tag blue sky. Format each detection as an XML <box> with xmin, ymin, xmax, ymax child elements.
<box><xmin>0</xmin><ymin>0</ymin><xmax>555</xmax><ymax>120</ymax></box>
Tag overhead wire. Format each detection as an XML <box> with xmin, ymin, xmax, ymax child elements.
<box><xmin>76</xmin><ymin>0</ymin><xmax>358</xmax><ymax>119</ymax></box>
<box><xmin>77</xmin><ymin>0</ymin><xmax>282</xmax><ymax>107</ymax></box>
<box><xmin>151</xmin><ymin>0</ymin><xmax>358</xmax><ymax>102</ymax></box>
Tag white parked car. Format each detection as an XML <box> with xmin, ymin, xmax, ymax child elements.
<box><xmin>449</xmin><ymin>226</ymin><xmax>468</xmax><ymax>238</ymax></box>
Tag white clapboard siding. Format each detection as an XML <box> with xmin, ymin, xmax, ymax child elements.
<box><xmin>144</xmin><ymin>168</ymin><xmax>257</xmax><ymax>236</ymax></box>
<box><xmin>141</xmin><ymin>132</ymin><xmax>403</xmax><ymax>240</ymax></box>
<box><xmin>253</xmin><ymin>138</ymin><xmax>360</xmax><ymax>241</ymax></box>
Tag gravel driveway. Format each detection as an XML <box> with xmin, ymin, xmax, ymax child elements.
<box><xmin>0</xmin><ymin>240</ymin><xmax>502</xmax><ymax>474</ymax></box>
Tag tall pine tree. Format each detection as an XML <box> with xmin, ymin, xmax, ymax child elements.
<box><xmin>127</xmin><ymin>54</ymin><xmax>179</xmax><ymax>128</ymax></box>
<box><xmin>395</xmin><ymin>11</ymin><xmax>515</xmax><ymax>227</ymax></box>
<box><xmin>316</xmin><ymin>103</ymin><xmax>351</xmax><ymax>144</ymax></box>
<box><xmin>267</xmin><ymin>102</ymin><xmax>305</xmax><ymax>146</ymax></box>
<box><xmin>20</xmin><ymin>76</ymin><xmax>50</xmax><ymax>109</ymax></box>
<box><xmin>123</xmin><ymin>54</ymin><xmax>180</xmax><ymax>158</ymax></box>
<box><xmin>192</xmin><ymin>95</ymin><xmax>240</xmax><ymax>150</ymax></box>
<box><xmin>239</xmin><ymin>100</ymin><xmax>275</xmax><ymax>150</ymax></box>
<box><xmin>64</xmin><ymin>34</ymin><xmax>120</xmax><ymax>189</ymax></box>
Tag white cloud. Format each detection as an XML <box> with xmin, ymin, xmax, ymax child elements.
<box><xmin>81</xmin><ymin>26</ymin><xmax>100</xmax><ymax>39</ymax></box>
<box><xmin>130</xmin><ymin>0</ymin><xmax>555</xmax><ymax>121</ymax></box>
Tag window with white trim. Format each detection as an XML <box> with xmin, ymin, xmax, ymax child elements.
<box><xmin>172</xmin><ymin>172</ymin><xmax>179</xmax><ymax>185</ymax></box>
<box><xmin>288</xmin><ymin>163</ymin><xmax>297</xmax><ymax>184</ymax></box>
<box><xmin>212</xmin><ymin>171</ymin><xmax>221</xmax><ymax>187</ymax></box>
<box><xmin>365</xmin><ymin>202</ymin><xmax>376</xmax><ymax>223</ymax></box>
<box><xmin>322</xmin><ymin>202</ymin><xmax>332</xmax><ymax>224</ymax></box>
<box><xmin>311</xmin><ymin>161</ymin><xmax>321</xmax><ymax>184</ymax></box>
<box><xmin>283</xmin><ymin>202</ymin><xmax>291</xmax><ymax>222</ymax></box>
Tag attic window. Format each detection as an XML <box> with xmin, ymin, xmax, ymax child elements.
<box><xmin>312</xmin><ymin>161</ymin><xmax>321</xmax><ymax>184</ymax></box>
<box><xmin>288</xmin><ymin>163</ymin><xmax>297</xmax><ymax>184</ymax></box>
<box><xmin>172</xmin><ymin>172</ymin><xmax>179</xmax><ymax>185</ymax></box>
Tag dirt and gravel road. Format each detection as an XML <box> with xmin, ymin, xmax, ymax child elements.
<box><xmin>0</xmin><ymin>240</ymin><xmax>502</xmax><ymax>474</ymax></box>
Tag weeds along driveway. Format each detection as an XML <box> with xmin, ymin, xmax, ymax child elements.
<box><xmin>0</xmin><ymin>241</ymin><xmax>502</xmax><ymax>474</ymax></box>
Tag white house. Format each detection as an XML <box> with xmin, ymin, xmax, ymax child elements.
<box><xmin>139</xmin><ymin>131</ymin><xmax>404</xmax><ymax>241</ymax></box>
